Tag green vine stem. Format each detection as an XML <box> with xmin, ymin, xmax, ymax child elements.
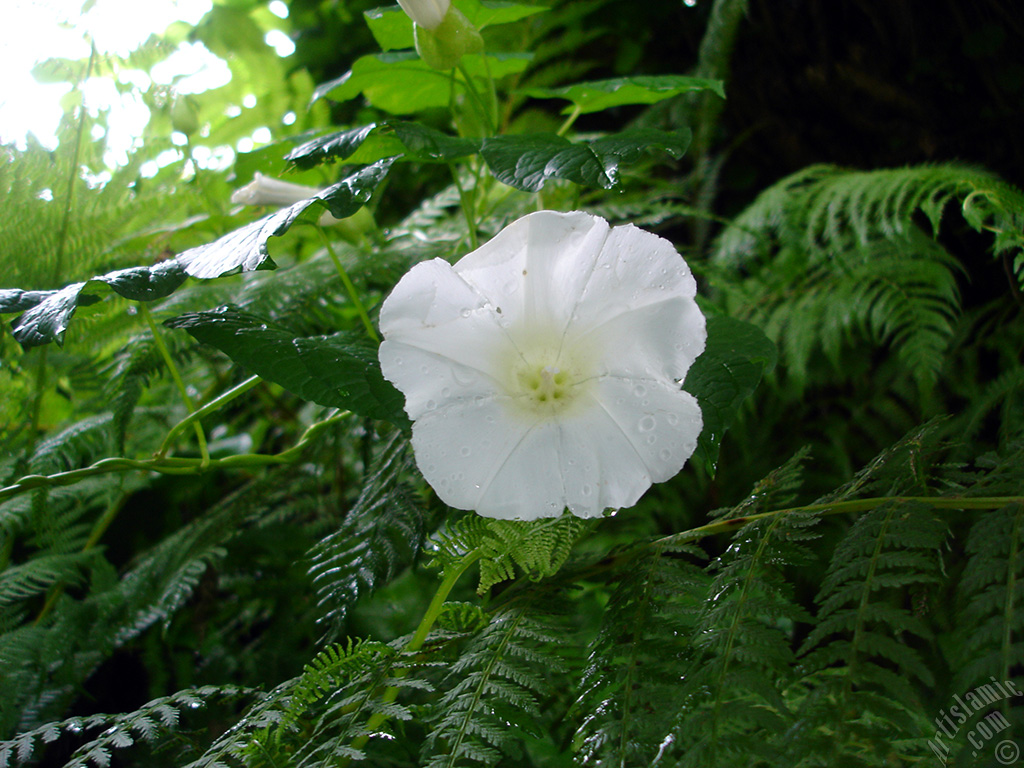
<box><xmin>0</xmin><ymin>411</ymin><xmax>350</xmax><ymax>505</ymax></box>
<box><xmin>156</xmin><ymin>374</ymin><xmax>262</xmax><ymax>458</ymax></box>
<box><xmin>315</xmin><ymin>225</ymin><xmax>379</xmax><ymax>343</ymax></box>
<box><xmin>456</xmin><ymin>61</ymin><xmax>496</xmax><ymax>136</ymax></box>
<box><xmin>342</xmin><ymin>549</ymin><xmax>485</xmax><ymax>764</ymax></box>
<box><xmin>556</xmin><ymin>104</ymin><xmax>583</xmax><ymax>137</ymax></box>
<box><xmin>656</xmin><ymin>495</ymin><xmax>1024</xmax><ymax>549</ymax></box>
<box><xmin>139</xmin><ymin>302</ymin><xmax>209</xmax><ymax>465</ymax></box>
<box><xmin>449</xmin><ymin>162</ymin><xmax>480</xmax><ymax>250</ymax></box>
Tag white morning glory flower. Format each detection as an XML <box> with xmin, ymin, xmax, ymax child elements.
<box><xmin>378</xmin><ymin>210</ymin><xmax>706</xmax><ymax>520</ymax></box>
<box><xmin>397</xmin><ymin>0</ymin><xmax>450</xmax><ymax>30</ymax></box>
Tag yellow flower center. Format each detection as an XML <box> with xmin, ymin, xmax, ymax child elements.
<box><xmin>519</xmin><ymin>364</ymin><xmax>571</xmax><ymax>404</ymax></box>
<box><xmin>500</xmin><ymin>327</ymin><xmax>598</xmax><ymax>417</ymax></box>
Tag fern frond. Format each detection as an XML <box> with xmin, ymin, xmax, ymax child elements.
<box><xmin>789</xmin><ymin>502</ymin><xmax>945</xmax><ymax>764</ymax></box>
<box><xmin>711</xmin><ymin>163</ymin><xmax>1024</xmax><ymax>391</ymax></box>
<box><xmin>476</xmin><ymin>516</ymin><xmax>592</xmax><ymax>593</ymax></box>
<box><xmin>671</xmin><ymin>452</ymin><xmax>818</xmax><ymax>766</ymax></box>
<box><xmin>952</xmin><ymin>443</ymin><xmax>1024</xmax><ymax>695</ymax></box>
<box><xmin>308</xmin><ymin>430</ymin><xmax>427</xmax><ymax>638</ymax></box>
<box><xmin>573</xmin><ymin>545</ymin><xmax>709</xmax><ymax>767</ymax></box>
<box><xmin>716</xmin><ymin>163</ymin><xmax>1024</xmax><ymax>274</ymax></box>
<box><xmin>233</xmin><ymin>635</ymin><xmax>426</xmax><ymax>767</ymax></box>
<box><xmin>0</xmin><ymin>685</ymin><xmax>252</xmax><ymax>768</ymax></box>
<box><xmin>0</xmin><ymin>552</ymin><xmax>97</xmax><ymax>606</ymax></box>
<box><xmin>421</xmin><ymin>598</ymin><xmax>564</xmax><ymax>768</ymax></box>
<box><xmin>281</xmin><ymin>638</ymin><xmax>396</xmax><ymax>731</ymax></box>
<box><xmin>430</xmin><ymin>512</ymin><xmax>592</xmax><ymax>593</ymax></box>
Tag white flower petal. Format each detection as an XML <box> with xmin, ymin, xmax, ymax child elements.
<box><xmin>410</xmin><ymin>397</ymin><xmax>567</xmax><ymax>520</ymax></box>
<box><xmin>380</xmin><ymin>340</ymin><xmax>502</xmax><ymax>420</ymax></box>
<box><xmin>454</xmin><ymin>211</ymin><xmax>611</xmax><ymax>342</ymax></box>
<box><xmin>231</xmin><ymin>173</ymin><xmax>320</xmax><ymax>206</ymax></box>
<box><xmin>584</xmin><ymin>376</ymin><xmax>703</xmax><ymax>484</ymax></box>
<box><xmin>379</xmin><ymin>258</ymin><xmax>520</xmax><ymax>417</ymax></box>
<box><xmin>576</xmin><ymin>296</ymin><xmax>706</xmax><ymax>384</ymax></box>
<box><xmin>568</xmin><ymin>221</ymin><xmax>698</xmax><ymax>335</ymax></box>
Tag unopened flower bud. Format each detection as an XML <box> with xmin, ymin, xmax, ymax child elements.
<box><xmin>232</xmin><ymin>173</ymin><xmax>369</xmax><ymax>234</ymax></box>
<box><xmin>397</xmin><ymin>0</ymin><xmax>450</xmax><ymax>31</ymax></box>
<box><xmin>413</xmin><ymin>6</ymin><xmax>483</xmax><ymax>71</ymax></box>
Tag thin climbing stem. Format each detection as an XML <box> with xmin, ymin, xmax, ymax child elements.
<box><xmin>0</xmin><ymin>411</ymin><xmax>351</xmax><ymax>505</ymax></box>
<box><xmin>140</xmin><ymin>303</ymin><xmax>209</xmax><ymax>465</ymax></box>
<box><xmin>450</xmin><ymin>162</ymin><xmax>480</xmax><ymax>250</ymax></box>
<box><xmin>656</xmin><ymin>495</ymin><xmax>1024</xmax><ymax>549</ymax></box>
<box><xmin>157</xmin><ymin>374</ymin><xmax>262</xmax><ymax>458</ymax></box>
<box><xmin>556</xmin><ymin>104</ymin><xmax>583</xmax><ymax>137</ymax></box>
<box><xmin>316</xmin><ymin>225</ymin><xmax>379</xmax><ymax>343</ymax></box>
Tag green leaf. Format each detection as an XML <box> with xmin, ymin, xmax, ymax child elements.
<box><xmin>177</xmin><ymin>158</ymin><xmax>396</xmax><ymax>279</ymax></box>
<box><xmin>283</xmin><ymin>122</ymin><xmax>478</xmax><ymax>169</ymax></box>
<box><xmin>284</xmin><ymin>124</ymin><xmax>380</xmax><ymax>170</ymax></box>
<box><xmin>456</xmin><ymin>0</ymin><xmax>547</xmax><ymax>29</ymax></box>
<box><xmin>8</xmin><ymin>283</ymin><xmax>94</xmax><ymax>348</ymax></box>
<box><xmin>0</xmin><ymin>289</ymin><xmax>62</xmax><ymax>314</ymax></box>
<box><xmin>390</xmin><ymin>120</ymin><xmax>482</xmax><ymax>161</ymax></box>
<box><xmin>3</xmin><ymin>262</ymin><xmax>186</xmax><ymax>348</ymax></box>
<box><xmin>97</xmin><ymin>260</ymin><xmax>188</xmax><ymax>302</ymax></box>
<box><xmin>524</xmin><ymin>75</ymin><xmax>725</xmax><ymax>115</ymax></box>
<box><xmin>589</xmin><ymin>128</ymin><xmax>692</xmax><ymax>167</ymax></box>
<box><xmin>364</xmin><ymin>6</ymin><xmax>416</xmax><ymax>52</ymax></box>
<box><xmin>480</xmin><ymin>128</ymin><xmax>691</xmax><ymax>191</ymax></box>
<box><xmin>313</xmin><ymin>52</ymin><xmax>530</xmax><ymax>115</ymax></box>
<box><xmin>683</xmin><ymin>315</ymin><xmax>777</xmax><ymax>474</ymax></box>
<box><xmin>165</xmin><ymin>307</ymin><xmax>410</xmax><ymax>427</ymax></box>
<box><xmin>364</xmin><ymin>1</ymin><xmax>545</xmax><ymax>52</ymax></box>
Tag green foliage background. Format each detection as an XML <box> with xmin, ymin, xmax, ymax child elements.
<box><xmin>1</xmin><ymin>1</ymin><xmax>1023</xmax><ymax>766</ymax></box>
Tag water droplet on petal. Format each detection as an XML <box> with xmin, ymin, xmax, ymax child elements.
<box><xmin>659</xmin><ymin>448</ymin><xmax>673</xmax><ymax>461</ymax></box>
<box><xmin>452</xmin><ymin>367</ymin><xmax>477</xmax><ymax>386</ymax></box>
<box><xmin>667</xmin><ymin>413</ymin><xmax>679</xmax><ymax>426</ymax></box>
<box><xmin>460</xmin><ymin>446</ymin><xmax>471</xmax><ymax>457</ymax></box>
<box><xmin>633</xmin><ymin>384</ymin><xmax>647</xmax><ymax>398</ymax></box>
<box><xmin>460</xmin><ymin>308</ymin><xmax>472</xmax><ymax>318</ymax></box>
<box><xmin>581</xmin><ymin>484</ymin><xmax>593</xmax><ymax>496</ymax></box>
<box><xmin>426</xmin><ymin>399</ymin><xmax>437</xmax><ymax>411</ymax></box>
<box><xmin>638</xmin><ymin>415</ymin><xmax>656</xmax><ymax>432</ymax></box>
<box><xmin>441</xmin><ymin>387</ymin><xmax>451</xmax><ymax>398</ymax></box>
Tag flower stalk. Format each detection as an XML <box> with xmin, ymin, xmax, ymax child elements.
<box><xmin>342</xmin><ymin>548</ymin><xmax>484</xmax><ymax>764</ymax></box>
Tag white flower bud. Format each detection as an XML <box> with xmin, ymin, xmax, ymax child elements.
<box><xmin>231</xmin><ymin>173</ymin><xmax>339</xmax><ymax>226</ymax></box>
<box><xmin>396</xmin><ymin>0</ymin><xmax>450</xmax><ymax>31</ymax></box>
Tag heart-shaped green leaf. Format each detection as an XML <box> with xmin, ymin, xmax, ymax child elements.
<box><xmin>166</xmin><ymin>307</ymin><xmax>410</xmax><ymax>428</ymax></box>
